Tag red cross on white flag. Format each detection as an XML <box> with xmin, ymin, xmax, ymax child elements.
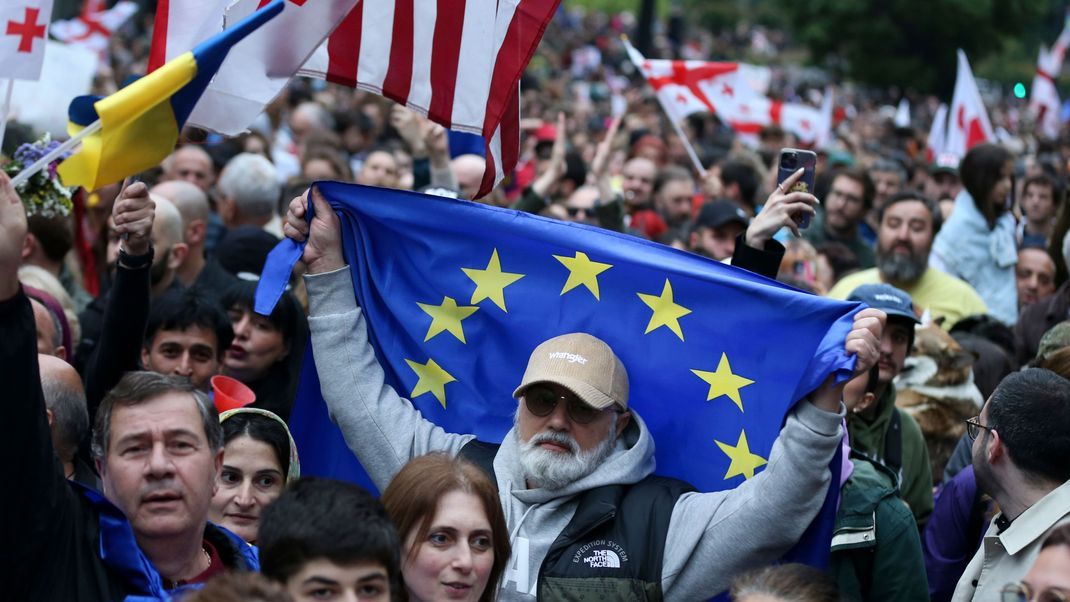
<box><xmin>1</xmin><ymin>0</ymin><xmax>53</xmax><ymax>80</ymax></box>
<box><xmin>51</xmin><ymin>0</ymin><xmax>138</xmax><ymax>61</ymax></box>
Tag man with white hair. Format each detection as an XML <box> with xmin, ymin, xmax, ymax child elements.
<box><xmin>283</xmin><ymin>188</ymin><xmax>885</xmax><ymax>600</ymax></box>
<box><xmin>217</xmin><ymin>153</ymin><xmax>282</xmax><ymax>234</ymax></box>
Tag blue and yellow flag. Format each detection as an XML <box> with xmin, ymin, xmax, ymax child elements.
<box><xmin>57</xmin><ymin>0</ymin><xmax>283</xmax><ymax>190</ymax></box>
<box><xmin>258</xmin><ymin>183</ymin><xmax>861</xmax><ymax>502</ymax></box>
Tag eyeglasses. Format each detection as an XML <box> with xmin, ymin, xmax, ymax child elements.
<box><xmin>965</xmin><ymin>416</ymin><xmax>995</xmax><ymax>441</ymax></box>
<box><xmin>827</xmin><ymin>188</ymin><xmax>864</xmax><ymax>205</ymax></box>
<box><xmin>523</xmin><ymin>384</ymin><xmax>621</xmax><ymax>424</ymax></box>
<box><xmin>1001</xmin><ymin>582</ymin><xmax>1070</xmax><ymax>602</ymax></box>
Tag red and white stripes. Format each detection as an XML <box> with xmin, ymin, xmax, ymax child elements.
<box><xmin>300</xmin><ymin>0</ymin><xmax>559</xmax><ymax>198</ymax></box>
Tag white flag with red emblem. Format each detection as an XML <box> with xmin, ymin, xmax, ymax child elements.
<box><xmin>0</xmin><ymin>0</ymin><xmax>53</xmax><ymax>80</ymax></box>
<box><xmin>624</xmin><ymin>39</ymin><xmax>826</xmax><ymax>146</ymax></box>
<box><xmin>50</xmin><ymin>0</ymin><xmax>138</xmax><ymax>60</ymax></box>
<box><xmin>945</xmin><ymin>50</ymin><xmax>994</xmax><ymax>159</ymax></box>
<box><xmin>1029</xmin><ymin>13</ymin><xmax>1070</xmax><ymax>139</ymax></box>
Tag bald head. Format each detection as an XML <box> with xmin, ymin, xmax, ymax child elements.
<box><xmin>151</xmin><ymin>195</ymin><xmax>184</xmax><ymax>251</ymax></box>
<box><xmin>163</xmin><ymin>146</ymin><xmax>215</xmax><ymax>192</ymax></box>
<box><xmin>451</xmin><ymin>154</ymin><xmax>486</xmax><ymax>200</ymax></box>
<box><xmin>31</xmin><ymin>298</ymin><xmax>63</xmax><ymax>358</ymax></box>
<box><xmin>151</xmin><ymin>180</ymin><xmax>209</xmax><ymax>229</ymax></box>
<box><xmin>39</xmin><ymin>354</ymin><xmax>88</xmax><ymax>463</ymax></box>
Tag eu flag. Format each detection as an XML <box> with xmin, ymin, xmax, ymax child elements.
<box><xmin>258</xmin><ymin>182</ymin><xmax>861</xmax><ymax>500</ymax></box>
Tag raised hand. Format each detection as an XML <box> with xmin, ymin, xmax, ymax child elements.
<box><xmin>283</xmin><ymin>187</ymin><xmax>344</xmax><ymax>274</ymax></box>
<box><xmin>746</xmin><ymin>167</ymin><xmax>819</xmax><ymax>247</ymax></box>
<box><xmin>0</xmin><ymin>172</ymin><xmax>26</xmax><ymax>300</ymax></box>
<box><xmin>112</xmin><ymin>179</ymin><xmax>154</xmax><ymax>256</ymax></box>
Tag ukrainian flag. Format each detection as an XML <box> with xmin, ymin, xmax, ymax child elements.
<box><xmin>57</xmin><ymin>0</ymin><xmax>284</xmax><ymax>190</ymax></box>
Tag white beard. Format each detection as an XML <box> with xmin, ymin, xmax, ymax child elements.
<box><xmin>517</xmin><ymin>415</ymin><xmax>617</xmax><ymax>490</ymax></box>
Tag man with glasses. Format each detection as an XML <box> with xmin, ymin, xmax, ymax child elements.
<box><xmin>1001</xmin><ymin>524</ymin><xmax>1070</xmax><ymax>602</ymax></box>
<box><xmin>286</xmin><ymin>187</ymin><xmax>884</xmax><ymax>600</ymax></box>
<box><xmin>804</xmin><ymin>167</ymin><xmax>877</xmax><ymax>268</ymax></box>
<box><xmin>951</xmin><ymin>369</ymin><xmax>1070</xmax><ymax>602</ymax></box>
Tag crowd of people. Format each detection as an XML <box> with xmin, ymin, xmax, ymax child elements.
<box><xmin>4</xmin><ymin>5</ymin><xmax>1070</xmax><ymax>602</ymax></box>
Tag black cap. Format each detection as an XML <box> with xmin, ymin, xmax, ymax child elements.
<box><xmin>695</xmin><ymin>200</ymin><xmax>749</xmax><ymax>230</ymax></box>
<box><xmin>847</xmin><ymin>283</ymin><xmax>920</xmax><ymax>323</ymax></box>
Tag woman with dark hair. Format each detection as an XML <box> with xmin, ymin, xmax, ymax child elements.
<box><xmin>220</xmin><ymin>279</ymin><xmax>307</xmax><ymax>420</ymax></box>
<box><xmin>381</xmin><ymin>454</ymin><xmax>510</xmax><ymax>602</ymax></box>
<box><xmin>209</xmin><ymin>408</ymin><xmax>300</xmax><ymax>544</ymax></box>
<box><xmin>931</xmin><ymin>143</ymin><xmax>1019</xmax><ymax>324</ymax></box>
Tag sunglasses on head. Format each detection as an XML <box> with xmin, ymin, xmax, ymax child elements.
<box><xmin>523</xmin><ymin>384</ymin><xmax>621</xmax><ymax>424</ymax></box>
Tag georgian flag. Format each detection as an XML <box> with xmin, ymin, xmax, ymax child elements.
<box><xmin>0</xmin><ymin>0</ymin><xmax>53</xmax><ymax>80</ymax></box>
<box><xmin>50</xmin><ymin>0</ymin><xmax>138</xmax><ymax>60</ymax></box>
<box><xmin>625</xmin><ymin>39</ymin><xmax>828</xmax><ymax>146</ymax></box>
<box><xmin>945</xmin><ymin>50</ymin><xmax>994</xmax><ymax>159</ymax></box>
<box><xmin>1029</xmin><ymin>13</ymin><xmax>1070</xmax><ymax>139</ymax></box>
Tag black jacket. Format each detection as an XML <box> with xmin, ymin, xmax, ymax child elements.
<box><xmin>1</xmin><ymin>289</ymin><xmax>256</xmax><ymax>601</ymax></box>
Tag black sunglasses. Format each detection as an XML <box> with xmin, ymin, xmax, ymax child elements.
<box><xmin>523</xmin><ymin>384</ymin><xmax>621</xmax><ymax>424</ymax></box>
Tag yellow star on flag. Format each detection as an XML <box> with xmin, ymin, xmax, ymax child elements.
<box><xmin>416</xmin><ymin>296</ymin><xmax>479</xmax><ymax>343</ymax></box>
<box><xmin>554</xmin><ymin>251</ymin><xmax>612</xmax><ymax>299</ymax></box>
<box><xmin>715</xmin><ymin>430</ymin><xmax>768</xmax><ymax>480</ymax></box>
<box><xmin>691</xmin><ymin>353</ymin><xmax>755</xmax><ymax>412</ymax></box>
<box><xmin>461</xmin><ymin>249</ymin><xmax>525</xmax><ymax>312</ymax></box>
<box><xmin>636</xmin><ymin>279</ymin><xmax>692</xmax><ymax>341</ymax></box>
<box><xmin>404</xmin><ymin>357</ymin><xmax>456</xmax><ymax>408</ymax></box>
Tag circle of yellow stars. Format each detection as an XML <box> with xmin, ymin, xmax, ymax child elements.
<box><xmin>401</xmin><ymin>246</ymin><xmax>767</xmax><ymax>481</ymax></box>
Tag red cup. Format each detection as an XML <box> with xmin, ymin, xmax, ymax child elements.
<box><xmin>211</xmin><ymin>375</ymin><xmax>256</xmax><ymax>412</ymax></box>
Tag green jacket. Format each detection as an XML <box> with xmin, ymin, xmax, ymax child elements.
<box><xmin>830</xmin><ymin>455</ymin><xmax>930</xmax><ymax>601</ymax></box>
<box><xmin>802</xmin><ymin>210</ymin><xmax>876</xmax><ymax>268</ymax></box>
<box><xmin>847</xmin><ymin>384</ymin><xmax>934</xmax><ymax>527</ymax></box>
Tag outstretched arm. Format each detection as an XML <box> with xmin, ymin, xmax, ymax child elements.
<box><xmin>285</xmin><ymin>190</ymin><xmax>474</xmax><ymax>489</ymax></box>
<box><xmin>660</xmin><ymin>308</ymin><xmax>884</xmax><ymax>599</ymax></box>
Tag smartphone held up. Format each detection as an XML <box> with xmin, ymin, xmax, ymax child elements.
<box><xmin>777</xmin><ymin>148</ymin><xmax>817</xmax><ymax>230</ymax></box>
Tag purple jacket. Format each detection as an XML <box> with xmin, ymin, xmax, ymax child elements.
<box><xmin>923</xmin><ymin>465</ymin><xmax>991</xmax><ymax>602</ymax></box>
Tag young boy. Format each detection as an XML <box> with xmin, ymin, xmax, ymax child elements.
<box><xmin>258</xmin><ymin>477</ymin><xmax>401</xmax><ymax>602</ymax></box>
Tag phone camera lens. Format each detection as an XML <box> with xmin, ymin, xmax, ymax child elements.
<box><xmin>782</xmin><ymin>153</ymin><xmax>797</xmax><ymax>169</ymax></box>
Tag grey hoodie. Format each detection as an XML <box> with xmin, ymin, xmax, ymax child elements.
<box><xmin>306</xmin><ymin>267</ymin><xmax>845</xmax><ymax>601</ymax></box>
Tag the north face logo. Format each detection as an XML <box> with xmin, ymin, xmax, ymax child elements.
<box><xmin>582</xmin><ymin>549</ymin><xmax>621</xmax><ymax>569</ymax></box>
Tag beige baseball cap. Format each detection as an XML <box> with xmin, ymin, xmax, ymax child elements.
<box><xmin>512</xmin><ymin>333</ymin><xmax>629</xmax><ymax>410</ymax></box>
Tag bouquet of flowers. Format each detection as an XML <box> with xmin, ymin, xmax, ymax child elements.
<box><xmin>2</xmin><ymin>135</ymin><xmax>75</xmax><ymax>218</ymax></box>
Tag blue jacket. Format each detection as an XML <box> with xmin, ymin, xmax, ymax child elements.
<box><xmin>1</xmin><ymin>288</ymin><xmax>258</xmax><ymax>602</ymax></box>
<box><xmin>930</xmin><ymin>190</ymin><xmax>1017</xmax><ymax>325</ymax></box>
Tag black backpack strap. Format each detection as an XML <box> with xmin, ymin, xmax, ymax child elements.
<box><xmin>458</xmin><ymin>439</ymin><xmax>501</xmax><ymax>490</ymax></box>
<box><xmin>883</xmin><ymin>409</ymin><xmax>903</xmax><ymax>481</ymax></box>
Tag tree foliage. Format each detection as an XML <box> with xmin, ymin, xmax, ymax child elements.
<box><xmin>770</xmin><ymin>0</ymin><xmax>1052</xmax><ymax>93</ymax></box>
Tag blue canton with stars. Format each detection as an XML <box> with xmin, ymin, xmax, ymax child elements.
<box><xmin>263</xmin><ymin>182</ymin><xmax>861</xmax><ymax>494</ymax></box>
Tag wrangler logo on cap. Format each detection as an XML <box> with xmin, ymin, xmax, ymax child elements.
<box><xmin>548</xmin><ymin>352</ymin><xmax>588</xmax><ymax>364</ymax></box>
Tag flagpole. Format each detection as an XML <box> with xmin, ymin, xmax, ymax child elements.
<box><xmin>0</xmin><ymin>79</ymin><xmax>13</xmax><ymax>155</ymax></box>
<box><xmin>664</xmin><ymin>112</ymin><xmax>708</xmax><ymax>178</ymax></box>
<box><xmin>10</xmin><ymin>119</ymin><xmax>102</xmax><ymax>187</ymax></box>
<box><xmin>620</xmin><ymin>35</ymin><xmax>707</xmax><ymax>178</ymax></box>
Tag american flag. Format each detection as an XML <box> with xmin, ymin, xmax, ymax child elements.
<box><xmin>299</xmin><ymin>0</ymin><xmax>560</xmax><ymax>198</ymax></box>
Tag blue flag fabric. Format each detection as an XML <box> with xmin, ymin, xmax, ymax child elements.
<box><xmin>259</xmin><ymin>182</ymin><xmax>861</xmax><ymax>495</ymax></box>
